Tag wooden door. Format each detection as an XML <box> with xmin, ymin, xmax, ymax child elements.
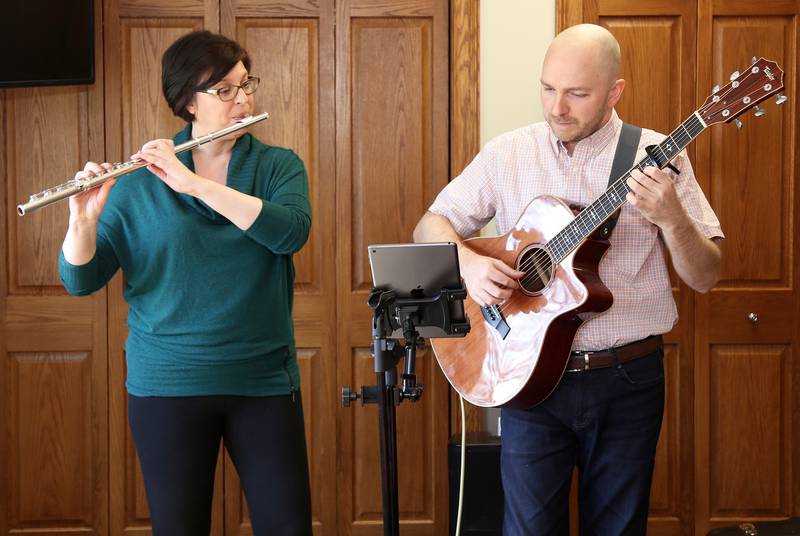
<box><xmin>1</xmin><ymin>1</ymin><xmax>472</xmax><ymax>534</ymax></box>
<box><xmin>0</xmin><ymin>0</ymin><xmax>109</xmax><ymax>533</ymax></box>
<box><xmin>560</xmin><ymin>2</ymin><xmax>698</xmax><ymax>533</ymax></box>
<box><xmin>693</xmin><ymin>2</ymin><xmax>799</xmax><ymax>533</ymax></box>
<box><xmin>559</xmin><ymin>0</ymin><xmax>800</xmax><ymax>534</ymax></box>
<box><xmin>104</xmin><ymin>2</ymin><xmax>225</xmax><ymax>535</ymax></box>
<box><xmin>335</xmin><ymin>0</ymin><xmax>451</xmax><ymax>534</ymax></box>
<box><xmin>219</xmin><ymin>1</ymin><xmax>337</xmax><ymax>534</ymax></box>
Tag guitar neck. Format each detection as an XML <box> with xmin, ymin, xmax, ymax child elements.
<box><xmin>546</xmin><ymin>112</ymin><xmax>707</xmax><ymax>263</ymax></box>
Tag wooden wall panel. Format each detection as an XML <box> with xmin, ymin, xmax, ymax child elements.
<box><xmin>350</xmin><ymin>18</ymin><xmax>432</xmax><ymax>289</ymax></box>
<box><xmin>605</xmin><ymin>17</ymin><xmax>684</xmax><ymax>135</ymax></box>
<box><xmin>236</xmin><ymin>19</ymin><xmax>320</xmax><ymax>289</ymax></box>
<box><xmin>449</xmin><ymin>0</ymin><xmax>483</xmax><ymax>434</ymax></box>
<box><xmin>709</xmin><ymin>345</ymin><xmax>791</xmax><ymax>516</ymax></box>
<box><xmin>336</xmin><ymin>1</ymin><xmax>449</xmax><ymax>535</ymax></box>
<box><xmin>298</xmin><ymin>348</ymin><xmax>325</xmax><ymax>532</ymax></box>
<box><xmin>1</xmin><ymin>2</ymin><xmax>478</xmax><ymax>535</ymax></box>
<box><xmin>1</xmin><ymin>0</ymin><xmax>108</xmax><ymax>533</ymax></box>
<box><xmin>5</xmin><ymin>297</ymin><xmax>95</xmax><ymax>352</ymax></box>
<box><xmin>0</xmin><ymin>93</ymin><xmax>6</xmax><ymax>536</ymax></box>
<box><xmin>9</xmin><ymin>89</ymin><xmax>87</xmax><ymax>289</ymax></box>
<box><xmin>122</xmin><ymin>24</ymin><xmax>192</xmax><ymax>156</ymax></box>
<box><xmin>222</xmin><ymin>2</ymin><xmax>336</xmax><ymax>535</ymax></box>
<box><xmin>709</xmin><ymin>17</ymin><xmax>793</xmax><ymax>286</ymax></box>
<box><xmin>6</xmin><ymin>352</ymin><xmax>102</xmax><ymax>535</ymax></box>
<box><xmin>696</xmin><ymin>3</ymin><xmax>799</xmax><ymax>534</ymax></box>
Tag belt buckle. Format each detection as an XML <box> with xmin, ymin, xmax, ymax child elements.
<box><xmin>567</xmin><ymin>352</ymin><xmax>592</xmax><ymax>373</ymax></box>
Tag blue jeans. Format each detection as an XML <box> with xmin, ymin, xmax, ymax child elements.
<box><xmin>501</xmin><ymin>346</ymin><xmax>665</xmax><ymax>536</ymax></box>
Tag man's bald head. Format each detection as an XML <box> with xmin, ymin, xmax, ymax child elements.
<box><xmin>545</xmin><ymin>24</ymin><xmax>621</xmax><ymax>85</ymax></box>
<box><xmin>539</xmin><ymin>24</ymin><xmax>625</xmax><ymax>151</ymax></box>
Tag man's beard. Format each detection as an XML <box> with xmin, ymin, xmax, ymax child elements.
<box><xmin>546</xmin><ymin>108</ymin><xmax>609</xmax><ymax>145</ymax></box>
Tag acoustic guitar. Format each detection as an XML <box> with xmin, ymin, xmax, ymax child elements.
<box><xmin>431</xmin><ymin>57</ymin><xmax>786</xmax><ymax>408</ymax></box>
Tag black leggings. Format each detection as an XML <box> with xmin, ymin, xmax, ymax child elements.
<box><xmin>128</xmin><ymin>393</ymin><xmax>312</xmax><ymax>536</ymax></box>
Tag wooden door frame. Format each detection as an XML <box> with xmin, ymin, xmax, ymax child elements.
<box><xmin>450</xmin><ymin>0</ymin><xmax>485</xmax><ymax>433</ymax></box>
<box><xmin>451</xmin><ymin>0</ymin><xmax>480</xmax><ymax>178</ymax></box>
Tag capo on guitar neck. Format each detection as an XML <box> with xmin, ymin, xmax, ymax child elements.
<box><xmin>644</xmin><ymin>145</ymin><xmax>681</xmax><ymax>176</ymax></box>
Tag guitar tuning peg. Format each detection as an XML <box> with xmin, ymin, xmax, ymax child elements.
<box><xmin>712</xmin><ymin>85</ymin><xmax>720</xmax><ymax>94</ymax></box>
<box><xmin>754</xmin><ymin>105</ymin><xmax>766</xmax><ymax>117</ymax></box>
<box><xmin>734</xmin><ymin>118</ymin><xmax>743</xmax><ymax>129</ymax></box>
<box><xmin>775</xmin><ymin>94</ymin><xmax>788</xmax><ymax>105</ymax></box>
<box><xmin>730</xmin><ymin>70</ymin><xmax>740</xmax><ymax>81</ymax></box>
<box><xmin>752</xmin><ymin>56</ymin><xmax>758</xmax><ymax>64</ymax></box>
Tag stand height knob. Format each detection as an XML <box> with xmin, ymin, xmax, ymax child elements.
<box><xmin>342</xmin><ymin>386</ymin><xmax>360</xmax><ymax>407</ymax></box>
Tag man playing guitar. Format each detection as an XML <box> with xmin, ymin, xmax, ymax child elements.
<box><xmin>414</xmin><ymin>24</ymin><xmax>723</xmax><ymax>535</ymax></box>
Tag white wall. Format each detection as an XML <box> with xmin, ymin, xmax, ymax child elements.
<box><xmin>477</xmin><ymin>0</ymin><xmax>556</xmax><ymax>434</ymax></box>
<box><xmin>480</xmin><ymin>0</ymin><xmax>556</xmax><ymax>146</ymax></box>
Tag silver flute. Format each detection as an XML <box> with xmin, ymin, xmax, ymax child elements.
<box><xmin>17</xmin><ymin>112</ymin><xmax>270</xmax><ymax>216</ymax></box>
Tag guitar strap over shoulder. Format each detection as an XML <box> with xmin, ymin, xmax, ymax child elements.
<box><xmin>599</xmin><ymin>122</ymin><xmax>642</xmax><ymax>238</ymax></box>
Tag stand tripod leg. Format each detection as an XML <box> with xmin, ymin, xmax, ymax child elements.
<box><xmin>377</xmin><ymin>370</ymin><xmax>400</xmax><ymax>536</ymax></box>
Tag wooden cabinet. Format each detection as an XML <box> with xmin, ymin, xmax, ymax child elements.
<box><xmin>559</xmin><ymin>1</ymin><xmax>800</xmax><ymax>534</ymax></box>
<box><xmin>1</xmin><ymin>1</ymin><xmax>478</xmax><ymax>535</ymax></box>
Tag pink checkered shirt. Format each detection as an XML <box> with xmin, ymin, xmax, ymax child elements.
<box><xmin>429</xmin><ymin>110</ymin><xmax>724</xmax><ymax>351</ymax></box>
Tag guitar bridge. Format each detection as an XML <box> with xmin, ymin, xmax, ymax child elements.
<box><xmin>481</xmin><ymin>305</ymin><xmax>510</xmax><ymax>339</ymax></box>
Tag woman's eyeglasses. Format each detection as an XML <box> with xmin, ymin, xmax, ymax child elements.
<box><xmin>197</xmin><ymin>76</ymin><xmax>260</xmax><ymax>101</ymax></box>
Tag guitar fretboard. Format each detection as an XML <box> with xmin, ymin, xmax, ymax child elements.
<box><xmin>545</xmin><ymin>112</ymin><xmax>706</xmax><ymax>263</ymax></box>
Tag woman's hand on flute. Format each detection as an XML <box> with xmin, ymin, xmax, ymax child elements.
<box><xmin>133</xmin><ymin>139</ymin><xmax>203</xmax><ymax>196</ymax></box>
<box><xmin>63</xmin><ymin>162</ymin><xmax>117</xmax><ymax>266</ymax></box>
<box><xmin>69</xmin><ymin>162</ymin><xmax>118</xmax><ymax>224</ymax></box>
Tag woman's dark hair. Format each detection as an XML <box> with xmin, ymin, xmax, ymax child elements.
<box><xmin>162</xmin><ymin>31</ymin><xmax>252</xmax><ymax>122</ymax></box>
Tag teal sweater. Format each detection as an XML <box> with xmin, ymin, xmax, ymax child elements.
<box><xmin>58</xmin><ymin>124</ymin><xmax>311</xmax><ymax>397</ymax></box>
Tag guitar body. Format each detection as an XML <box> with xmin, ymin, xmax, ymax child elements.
<box><xmin>430</xmin><ymin>195</ymin><xmax>614</xmax><ymax>408</ymax></box>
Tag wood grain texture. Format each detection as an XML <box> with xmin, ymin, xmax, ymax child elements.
<box><xmin>449</xmin><ymin>0</ymin><xmax>483</xmax><ymax>435</ymax></box>
<box><xmin>709</xmin><ymin>17</ymin><xmax>792</xmax><ymax>285</ymax></box>
<box><xmin>709</xmin><ymin>345</ymin><xmax>791</xmax><ymax>516</ymax></box>
<box><xmin>1</xmin><ymin>0</ymin><xmax>108</xmax><ymax>532</ymax></box>
<box><xmin>695</xmin><ymin>2</ymin><xmax>799</xmax><ymax>534</ymax></box>
<box><xmin>1</xmin><ymin>1</ymin><xmax>478</xmax><ymax>535</ymax></box>
<box><xmin>235</xmin><ymin>19</ymin><xmax>320</xmax><ymax>290</ymax></box>
<box><xmin>336</xmin><ymin>1</ymin><xmax>450</xmax><ymax>534</ymax></box>
<box><xmin>10</xmin><ymin>88</ymin><xmax>85</xmax><ymax>289</ymax></box>
<box><xmin>221</xmin><ymin>1</ymin><xmax>337</xmax><ymax>534</ymax></box>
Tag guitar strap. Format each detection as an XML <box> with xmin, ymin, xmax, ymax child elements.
<box><xmin>598</xmin><ymin>122</ymin><xmax>642</xmax><ymax>238</ymax></box>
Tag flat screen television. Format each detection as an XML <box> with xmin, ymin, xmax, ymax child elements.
<box><xmin>0</xmin><ymin>0</ymin><xmax>94</xmax><ymax>88</ymax></box>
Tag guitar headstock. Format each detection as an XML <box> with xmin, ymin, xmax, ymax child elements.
<box><xmin>698</xmin><ymin>57</ymin><xmax>785</xmax><ymax>126</ymax></box>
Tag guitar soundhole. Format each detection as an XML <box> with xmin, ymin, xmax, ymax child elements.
<box><xmin>517</xmin><ymin>246</ymin><xmax>553</xmax><ymax>295</ymax></box>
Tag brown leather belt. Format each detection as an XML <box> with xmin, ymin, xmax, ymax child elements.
<box><xmin>566</xmin><ymin>335</ymin><xmax>663</xmax><ymax>372</ymax></box>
